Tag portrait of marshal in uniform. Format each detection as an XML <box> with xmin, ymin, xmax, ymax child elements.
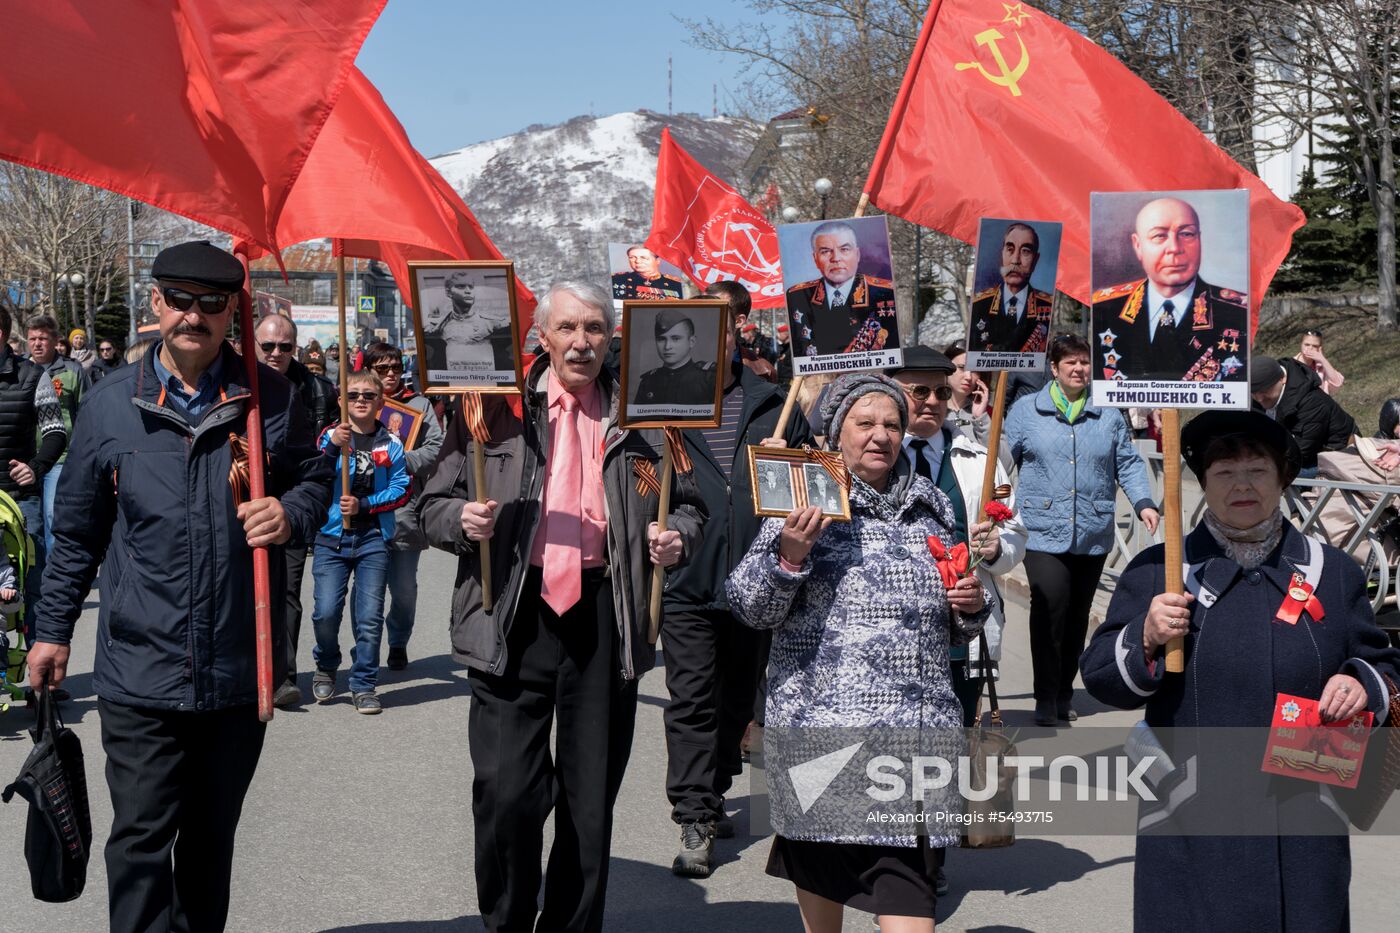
<box><xmin>778</xmin><ymin>215</ymin><xmax>903</xmax><ymax>375</ymax></box>
<box><xmin>966</xmin><ymin>218</ymin><xmax>1061</xmax><ymax>369</ymax></box>
<box><xmin>609</xmin><ymin>243</ymin><xmax>685</xmax><ymax>308</ymax></box>
<box><xmin>619</xmin><ymin>299</ymin><xmax>726</xmax><ymax>428</ymax></box>
<box><xmin>1090</xmin><ymin>190</ymin><xmax>1250</xmax><ymax>390</ymax></box>
<box><xmin>407</xmin><ymin>260</ymin><xmax>524</xmax><ymax>393</ymax></box>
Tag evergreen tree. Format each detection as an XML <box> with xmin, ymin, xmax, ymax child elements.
<box><xmin>1272</xmin><ymin>166</ymin><xmax>1365</xmax><ymax>291</ymax></box>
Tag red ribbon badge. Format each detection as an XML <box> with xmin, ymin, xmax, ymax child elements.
<box><xmin>1276</xmin><ymin>572</ymin><xmax>1325</xmax><ymax>625</ymax></box>
<box><xmin>926</xmin><ymin>535</ymin><xmax>970</xmax><ymax>591</ymax></box>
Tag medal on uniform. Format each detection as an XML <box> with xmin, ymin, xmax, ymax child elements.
<box><xmin>1275</xmin><ymin>572</ymin><xmax>1324</xmax><ymax>625</ymax></box>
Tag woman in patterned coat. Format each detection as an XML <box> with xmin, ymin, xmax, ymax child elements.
<box><xmin>727</xmin><ymin>373</ymin><xmax>989</xmax><ymax>933</ymax></box>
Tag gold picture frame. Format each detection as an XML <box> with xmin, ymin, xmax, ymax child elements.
<box><xmin>407</xmin><ymin>260</ymin><xmax>525</xmax><ymax>396</ymax></box>
<box><xmin>378</xmin><ymin>396</ymin><xmax>425</xmax><ymax>450</ymax></box>
<box><xmin>617</xmin><ymin>299</ymin><xmax>728</xmax><ymax>430</ymax></box>
<box><xmin>746</xmin><ymin>445</ymin><xmax>852</xmax><ymax>522</ymax></box>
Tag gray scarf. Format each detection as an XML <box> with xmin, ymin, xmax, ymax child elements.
<box><xmin>1203</xmin><ymin>508</ymin><xmax>1284</xmax><ymax>569</ymax></box>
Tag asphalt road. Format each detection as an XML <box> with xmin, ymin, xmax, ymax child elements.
<box><xmin>3</xmin><ymin>549</ymin><xmax>1395</xmax><ymax>932</ymax></box>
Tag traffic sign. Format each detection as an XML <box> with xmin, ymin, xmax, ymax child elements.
<box><xmin>358</xmin><ymin>295</ymin><xmax>376</xmax><ymax>313</ymax></box>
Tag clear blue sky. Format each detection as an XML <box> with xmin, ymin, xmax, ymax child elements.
<box><xmin>356</xmin><ymin>0</ymin><xmax>774</xmax><ymax>158</ymax></box>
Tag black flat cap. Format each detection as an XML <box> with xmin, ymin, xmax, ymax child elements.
<box><xmin>1180</xmin><ymin>409</ymin><xmax>1301</xmax><ymax>485</ymax></box>
<box><xmin>1249</xmin><ymin>356</ymin><xmax>1285</xmax><ymax>393</ymax></box>
<box><xmin>886</xmin><ymin>344</ymin><xmax>955</xmax><ymax>375</ymax></box>
<box><xmin>151</xmin><ymin>240</ymin><xmax>245</xmax><ymax>291</ymax></box>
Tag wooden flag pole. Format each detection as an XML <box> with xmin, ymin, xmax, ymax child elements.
<box><xmin>977</xmin><ymin>372</ymin><xmax>1010</xmax><ymax>519</ymax></box>
<box><xmin>336</xmin><ymin>253</ymin><xmax>351</xmax><ymax>530</ymax></box>
<box><xmin>471</xmin><ymin>414</ymin><xmax>493</xmax><ymax>615</ymax></box>
<box><xmin>233</xmin><ymin>247</ymin><xmax>274</xmax><ymax>723</ymax></box>
<box><xmin>1161</xmin><ymin>408</ymin><xmax>1186</xmax><ymax>672</ymax></box>
<box><xmin>647</xmin><ymin>440</ymin><xmax>675</xmax><ymax>643</ymax></box>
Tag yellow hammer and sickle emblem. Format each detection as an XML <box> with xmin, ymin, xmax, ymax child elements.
<box><xmin>955</xmin><ymin>28</ymin><xmax>1030</xmax><ymax>97</ymax></box>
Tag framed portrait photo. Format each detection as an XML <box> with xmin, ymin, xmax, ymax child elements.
<box><xmin>608</xmin><ymin>242</ymin><xmax>686</xmax><ymax>311</ymax></box>
<box><xmin>378</xmin><ymin>396</ymin><xmax>424</xmax><ymax>450</ymax></box>
<box><xmin>407</xmin><ymin>260</ymin><xmax>525</xmax><ymax>395</ymax></box>
<box><xmin>1089</xmin><ymin>189</ymin><xmax>1251</xmax><ymax>410</ymax></box>
<box><xmin>746</xmin><ymin>446</ymin><xmax>852</xmax><ymax>522</ymax></box>
<box><xmin>254</xmin><ymin>290</ymin><xmax>292</xmax><ymax>320</ymax></box>
<box><xmin>618</xmin><ymin>299</ymin><xmax>727</xmax><ymax>429</ymax></box>
<box><xmin>965</xmin><ymin>217</ymin><xmax>1062</xmax><ymax>373</ymax></box>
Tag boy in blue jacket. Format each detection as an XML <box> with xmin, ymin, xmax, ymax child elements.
<box><xmin>310</xmin><ymin>369</ymin><xmax>410</xmax><ymax>713</ymax></box>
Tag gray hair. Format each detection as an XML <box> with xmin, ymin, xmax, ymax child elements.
<box><xmin>809</xmin><ymin>221</ymin><xmax>859</xmax><ymax>252</ymax></box>
<box><xmin>533</xmin><ymin>280</ymin><xmax>615</xmax><ymax>334</ymax></box>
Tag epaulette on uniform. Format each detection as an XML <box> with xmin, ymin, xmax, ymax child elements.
<box><xmin>975</xmin><ymin>285</ymin><xmax>999</xmax><ymax>302</ymax></box>
<box><xmin>864</xmin><ymin>275</ymin><xmax>894</xmax><ymax>288</ymax></box>
<box><xmin>1092</xmin><ymin>280</ymin><xmax>1142</xmax><ymax>302</ymax></box>
<box><xmin>1214</xmin><ymin>286</ymin><xmax>1247</xmax><ymax>307</ymax></box>
<box><xmin>791</xmin><ymin>278</ymin><xmax>821</xmax><ymax>290</ymax></box>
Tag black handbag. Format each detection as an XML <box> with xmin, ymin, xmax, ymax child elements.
<box><xmin>2</xmin><ymin>684</ymin><xmax>93</xmax><ymax>902</ymax></box>
<box><xmin>961</xmin><ymin>631</ymin><xmax>1017</xmax><ymax>848</ymax></box>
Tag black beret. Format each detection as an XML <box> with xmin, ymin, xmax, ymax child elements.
<box><xmin>1249</xmin><ymin>356</ymin><xmax>1285</xmax><ymax>393</ymax></box>
<box><xmin>151</xmin><ymin>240</ymin><xmax>245</xmax><ymax>291</ymax></box>
<box><xmin>886</xmin><ymin>344</ymin><xmax>955</xmax><ymax>376</ymax></box>
<box><xmin>1180</xmin><ymin>410</ymin><xmax>1301</xmax><ymax>486</ymax></box>
<box><xmin>654</xmin><ymin>309</ymin><xmax>695</xmax><ymax>336</ymax></box>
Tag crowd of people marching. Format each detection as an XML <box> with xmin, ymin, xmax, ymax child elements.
<box><xmin>11</xmin><ymin>240</ymin><xmax>1400</xmax><ymax>933</ymax></box>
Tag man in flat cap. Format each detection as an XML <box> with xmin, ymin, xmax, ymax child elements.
<box><xmin>969</xmin><ymin>222</ymin><xmax>1053</xmax><ymax>354</ymax></box>
<box><xmin>1091</xmin><ymin>197</ymin><xmax>1249</xmax><ymax>383</ymax></box>
<box><xmin>633</xmin><ymin>309</ymin><xmax>718</xmax><ymax>410</ymax></box>
<box><xmin>27</xmin><ymin>240</ymin><xmax>332</xmax><ymax>933</ymax></box>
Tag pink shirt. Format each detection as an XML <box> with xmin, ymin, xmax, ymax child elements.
<box><xmin>530</xmin><ymin>371</ymin><xmax>609</xmax><ymax>569</ymax></box>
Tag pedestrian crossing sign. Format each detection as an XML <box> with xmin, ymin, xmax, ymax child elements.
<box><xmin>359</xmin><ymin>296</ymin><xmax>375</xmax><ymax>313</ymax></box>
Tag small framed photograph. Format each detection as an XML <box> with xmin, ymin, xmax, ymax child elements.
<box><xmin>746</xmin><ymin>446</ymin><xmax>852</xmax><ymax>521</ymax></box>
<box><xmin>407</xmin><ymin>260</ymin><xmax>524</xmax><ymax>395</ymax></box>
<box><xmin>618</xmin><ymin>299</ymin><xmax>727</xmax><ymax>429</ymax></box>
<box><xmin>378</xmin><ymin>396</ymin><xmax>424</xmax><ymax>450</ymax></box>
<box><xmin>254</xmin><ymin>290</ymin><xmax>293</xmax><ymax>320</ymax></box>
<box><xmin>608</xmin><ymin>242</ymin><xmax>686</xmax><ymax>310</ymax></box>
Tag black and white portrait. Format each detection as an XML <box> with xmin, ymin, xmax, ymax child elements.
<box><xmin>609</xmin><ymin>242</ymin><xmax>685</xmax><ymax>310</ymax></box>
<box><xmin>409</xmin><ymin>261</ymin><xmax>523</xmax><ymax>393</ymax></box>
<box><xmin>803</xmin><ymin>463</ymin><xmax>844</xmax><ymax>516</ymax></box>
<box><xmin>619</xmin><ymin>299</ymin><xmax>726</xmax><ymax>428</ymax></box>
<box><xmin>754</xmin><ymin>459</ymin><xmax>795</xmax><ymax>512</ymax></box>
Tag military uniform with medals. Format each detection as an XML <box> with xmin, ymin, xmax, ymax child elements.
<box><xmin>969</xmin><ymin>285</ymin><xmax>1053</xmax><ymax>353</ymax></box>
<box><xmin>635</xmin><ymin>359</ymin><xmax>717</xmax><ymax>407</ymax></box>
<box><xmin>612</xmin><ymin>271</ymin><xmax>684</xmax><ymax>302</ymax></box>
<box><xmin>785</xmin><ymin>273</ymin><xmax>897</xmax><ymax>356</ymax></box>
<box><xmin>1091</xmin><ymin>278</ymin><xmax>1249</xmax><ymax>383</ymax></box>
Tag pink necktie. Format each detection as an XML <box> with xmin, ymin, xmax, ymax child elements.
<box><xmin>541</xmin><ymin>391</ymin><xmax>583</xmax><ymax>616</ymax></box>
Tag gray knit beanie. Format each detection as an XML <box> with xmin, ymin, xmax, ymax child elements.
<box><xmin>820</xmin><ymin>373</ymin><xmax>909</xmax><ymax>447</ymax></box>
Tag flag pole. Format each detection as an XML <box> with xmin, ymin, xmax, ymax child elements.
<box><xmin>233</xmin><ymin>247</ymin><xmax>275</xmax><ymax>723</ymax></box>
<box><xmin>648</xmin><ymin>441</ymin><xmax>675</xmax><ymax>644</ymax></box>
<box><xmin>977</xmin><ymin>372</ymin><xmax>1009</xmax><ymax>519</ymax></box>
<box><xmin>336</xmin><ymin>252</ymin><xmax>351</xmax><ymax>530</ymax></box>
<box><xmin>1161</xmin><ymin>409</ymin><xmax>1185</xmax><ymax>671</ymax></box>
<box><xmin>465</xmin><ymin>391</ymin><xmax>494</xmax><ymax>614</ymax></box>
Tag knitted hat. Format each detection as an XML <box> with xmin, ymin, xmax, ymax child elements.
<box><xmin>820</xmin><ymin>373</ymin><xmax>909</xmax><ymax>445</ymax></box>
<box><xmin>69</xmin><ymin>328</ymin><xmax>87</xmax><ymax>343</ymax></box>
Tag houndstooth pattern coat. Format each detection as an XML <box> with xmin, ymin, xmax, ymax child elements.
<box><xmin>727</xmin><ymin>467</ymin><xmax>990</xmax><ymax>845</ymax></box>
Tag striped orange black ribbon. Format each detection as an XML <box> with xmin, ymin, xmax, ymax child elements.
<box><xmin>663</xmin><ymin>427</ymin><xmax>693</xmax><ymax>475</ymax></box>
<box><xmin>462</xmin><ymin>391</ymin><xmax>492</xmax><ymax>445</ymax></box>
<box><xmin>803</xmin><ymin>445</ymin><xmax>850</xmax><ymax>489</ymax></box>
<box><xmin>633</xmin><ymin>459</ymin><xmax>661</xmax><ymax>498</ymax></box>
<box><xmin>228</xmin><ymin>433</ymin><xmax>251</xmax><ymax>507</ymax></box>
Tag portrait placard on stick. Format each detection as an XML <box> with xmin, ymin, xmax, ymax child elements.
<box><xmin>965</xmin><ymin>217</ymin><xmax>1062</xmax><ymax>373</ymax></box>
<box><xmin>254</xmin><ymin>289</ymin><xmax>292</xmax><ymax>320</ymax></box>
<box><xmin>618</xmin><ymin>299</ymin><xmax>727</xmax><ymax>429</ymax></box>
<box><xmin>1090</xmin><ymin>190</ymin><xmax>1251</xmax><ymax>410</ymax></box>
<box><xmin>378</xmin><ymin>396</ymin><xmax>424</xmax><ymax>450</ymax></box>
<box><xmin>408</xmin><ymin>260</ymin><xmax>524</xmax><ymax>395</ymax></box>
<box><xmin>609</xmin><ymin>242</ymin><xmax>685</xmax><ymax>311</ymax></box>
<box><xmin>746</xmin><ymin>445</ymin><xmax>852</xmax><ymax>522</ymax></box>
<box><xmin>778</xmin><ymin>215</ymin><xmax>903</xmax><ymax>377</ymax></box>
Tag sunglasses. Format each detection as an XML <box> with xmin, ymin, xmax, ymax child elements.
<box><xmin>371</xmin><ymin>363</ymin><xmax>403</xmax><ymax>374</ymax></box>
<box><xmin>904</xmin><ymin>384</ymin><xmax>954</xmax><ymax>402</ymax></box>
<box><xmin>99</xmin><ymin>346</ymin><xmax>115</xmax><ymax>353</ymax></box>
<box><xmin>259</xmin><ymin>341</ymin><xmax>295</xmax><ymax>354</ymax></box>
<box><xmin>345</xmin><ymin>391</ymin><xmax>380</xmax><ymax>402</ymax></box>
<box><xmin>160</xmin><ymin>286</ymin><xmax>233</xmax><ymax>314</ymax></box>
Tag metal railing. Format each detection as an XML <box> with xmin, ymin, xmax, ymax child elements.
<box><xmin>1104</xmin><ymin>442</ymin><xmax>1400</xmax><ymax>619</ymax></box>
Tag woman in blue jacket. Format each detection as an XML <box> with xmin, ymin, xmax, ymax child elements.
<box><xmin>1004</xmin><ymin>334</ymin><xmax>1158</xmax><ymax>725</ymax></box>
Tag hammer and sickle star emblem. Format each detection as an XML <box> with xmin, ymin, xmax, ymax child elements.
<box><xmin>1001</xmin><ymin>2</ymin><xmax>1032</xmax><ymax>26</ymax></box>
<box><xmin>955</xmin><ymin>27</ymin><xmax>1031</xmax><ymax>97</ymax></box>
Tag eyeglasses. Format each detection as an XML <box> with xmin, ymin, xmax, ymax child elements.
<box><xmin>371</xmin><ymin>363</ymin><xmax>403</xmax><ymax>374</ymax></box>
<box><xmin>259</xmin><ymin>341</ymin><xmax>295</xmax><ymax>354</ymax></box>
<box><xmin>160</xmin><ymin>286</ymin><xmax>233</xmax><ymax>314</ymax></box>
<box><xmin>904</xmin><ymin>384</ymin><xmax>954</xmax><ymax>402</ymax></box>
<box><xmin>99</xmin><ymin>346</ymin><xmax>115</xmax><ymax>353</ymax></box>
<box><xmin>345</xmin><ymin>391</ymin><xmax>380</xmax><ymax>402</ymax></box>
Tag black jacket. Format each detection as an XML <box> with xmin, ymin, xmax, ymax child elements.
<box><xmin>284</xmin><ymin>357</ymin><xmax>339</xmax><ymax>435</ymax></box>
<box><xmin>0</xmin><ymin>346</ymin><xmax>67</xmax><ymax>499</ymax></box>
<box><xmin>33</xmin><ymin>342</ymin><xmax>333</xmax><ymax>711</ymax></box>
<box><xmin>664</xmin><ymin>365</ymin><xmax>813</xmax><ymax>612</ymax></box>
<box><xmin>1258</xmin><ymin>358</ymin><xmax>1357</xmax><ymax>469</ymax></box>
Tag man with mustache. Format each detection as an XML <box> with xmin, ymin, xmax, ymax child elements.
<box><xmin>26</xmin><ymin>240</ymin><xmax>332</xmax><ymax>933</ymax></box>
<box><xmin>1091</xmin><ymin>197</ymin><xmax>1249</xmax><ymax>383</ymax></box>
<box><xmin>785</xmin><ymin>221</ymin><xmax>897</xmax><ymax>357</ymax></box>
<box><xmin>969</xmin><ymin>222</ymin><xmax>1053</xmax><ymax>354</ymax></box>
<box><xmin>418</xmin><ymin>280</ymin><xmax>706</xmax><ymax>932</ymax></box>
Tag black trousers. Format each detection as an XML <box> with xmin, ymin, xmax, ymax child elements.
<box><xmin>661</xmin><ymin>609</ymin><xmax>763</xmax><ymax>824</ymax></box>
<box><xmin>467</xmin><ymin>567</ymin><xmax>639</xmax><ymax>933</ymax></box>
<box><xmin>98</xmin><ymin>699</ymin><xmax>266</xmax><ymax>933</ymax></box>
<box><xmin>282</xmin><ymin>545</ymin><xmax>309</xmax><ymax>684</ymax></box>
<box><xmin>1023</xmin><ymin>549</ymin><xmax>1108</xmax><ymax>705</ymax></box>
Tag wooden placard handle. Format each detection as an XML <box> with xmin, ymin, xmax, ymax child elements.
<box><xmin>647</xmin><ymin>442</ymin><xmax>675</xmax><ymax>643</ymax></box>
<box><xmin>1161</xmin><ymin>409</ymin><xmax>1185</xmax><ymax>672</ymax></box>
<box><xmin>977</xmin><ymin>372</ymin><xmax>1009</xmax><ymax>519</ymax></box>
<box><xmin>336</xmin><ymin>254</ymin><xmax>351</xmax><ymax>530</ymax></box>
<box><xmin>770</xmin><ymin>376</ymin><xmax>805</xmax><ymax>444</ymax></box>
<box><xmin>472</xmin><ymin>440</ymin><xmax>493</xmax><ymax>613</ymax></box>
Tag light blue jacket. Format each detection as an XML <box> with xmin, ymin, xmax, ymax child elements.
<box><xmin>1004</xmin><ymin>384</ymin><xmax>1155</xmax><ymax>555</ymax></box>
<box><xmin>315</xmin><ymin>423</ymin><xmax>410</xmax><ymax>542</ymax></box>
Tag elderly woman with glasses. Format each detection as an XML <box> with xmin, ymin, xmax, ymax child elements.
<box><xmin>727</xmin><ymin>373</ymin><xmax>990</xmax><ymax>933</ymax></box>
<box><xmin>1081</xmin><ymin>410</ymin><xmax>1399</xmax><ymax>933</ymax></box>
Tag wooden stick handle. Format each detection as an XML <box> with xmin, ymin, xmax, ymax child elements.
<box><xmin>1161</xmin><ymin>409</ymin><xmax>1185</xmax><ymax>672</ymax></box>
<box><xmin>472</xmin><ymin>441</ymin><xmax>493</xmax><ymax>613</ymax></box>
<box><xmin>336</xmin><ymin>254</ymin><xmax>351</xmax><ymax>530</ymax></box>
<box><xmin>770</xmin><ymin>375</ymin><xmax>805</xmax><ymax>443</ymax></box>
<box><xmin>854</xmin><ymin>192</ymin><xmax>870</xmax><ymax>218</ymax></box>
<box><xmin>977</xmin><ymin>372</ymin><xmax>1009</xmax><ymax>519</ymax></box>
<box><xmin>647</xmin><ymin>443</ymin><xmax>675</xmax><ymax>643</ymax></box>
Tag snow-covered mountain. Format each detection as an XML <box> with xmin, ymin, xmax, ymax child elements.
<box><xmin>429</xmin><ymin>110</ymin><xmax>758</xmax><ymax>292</ymax></box>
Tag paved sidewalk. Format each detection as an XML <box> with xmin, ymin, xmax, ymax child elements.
<box><xmin>2</xmin><ymin>548</ymin><xmax>1394</xmax><ymax>931</ymax></box>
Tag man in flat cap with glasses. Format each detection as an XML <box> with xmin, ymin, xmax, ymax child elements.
<box><xmin>27</xmin><ymin>240</ymin><xmax>332</xmax><ymax>933</ymax></box>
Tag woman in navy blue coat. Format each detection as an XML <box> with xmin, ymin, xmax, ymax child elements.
<box><xmin>1082</xmin><ymin>411</ymin><xmax>1399</xmax><ymax>933</ymax></box>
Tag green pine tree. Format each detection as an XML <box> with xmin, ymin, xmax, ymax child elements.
<box><xmin>1272</xmin><ymin>165</ymin><xmax>1364</xmax><ymax>291</ymax></box>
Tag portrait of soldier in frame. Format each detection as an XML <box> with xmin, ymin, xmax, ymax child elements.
<box><xmin>609</xmin><ymin>243</ymin><xmax>685</xmax><ymax>309</ymax></box>
<box><xmin>965</xmin><ymin>217</ymin><xmax>1061</xmax><ymax>371</ymax></box>
<box><xmin>619</xmin><ymin>299</ymin><xmax>727</xmax><ymax>429</ymax></box>
<box><xmin>408</xmin><ymin>261</ymin><xmax>524</xmax><ymax>394</ymax></box>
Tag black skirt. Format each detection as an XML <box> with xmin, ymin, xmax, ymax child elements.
<box><xmin>766</xmin><ymin>835</ymin><xmax>942</xmax><ymax>918</ymax></box>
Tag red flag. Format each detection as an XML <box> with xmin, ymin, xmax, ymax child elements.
<box><xmin>864</xmin><ymin>0</ymin><xmax>1305</xmax><ymax>321</ymax></box>
<box><xmin>0</xmin><ymin>0</ymin><xmax>386</xmax><ymax>253</ymax></box>
<box><xmin>646</xmin><ymin>129</ymin><xmax>785</xmax><ymax>309</ymax></box>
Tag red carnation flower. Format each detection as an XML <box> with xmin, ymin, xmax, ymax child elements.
<box><xmin>984</xmin><ymin>501</ymin><xmax>1015</xmax><ymax>524</ymax></box>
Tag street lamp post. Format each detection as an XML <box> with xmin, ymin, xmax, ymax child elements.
<box><xmin>814</xmin><ymin>177</ymin><xmax>833</xmax><ymax>220</ymax></box>
<box><xmin>58</xmin><ymin>271</ymin><xmax>85</xmax><ymax>330</ymax></box>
